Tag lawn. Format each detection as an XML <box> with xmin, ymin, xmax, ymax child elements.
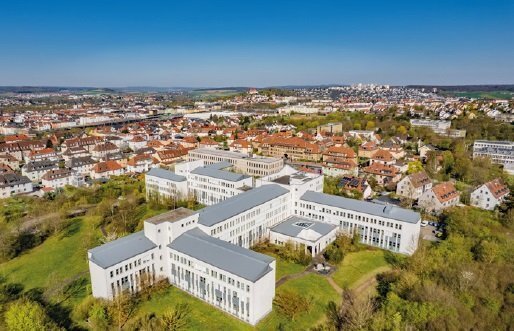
<box><xmin>0</xmin><ymin>217</ymin><xmax>97</xmax><ymax>291</ymax></box>
<box><xmin>0</xmin><ymin>217</ymin><xmax>100</xmax><ymax>308</ymax></box>
<box><xmin>331</xmin><ymin>250</ymin><xmax>390</xmax><ymax>289</ymax></box>
<box><xmin>257</xmin><ymin>273</ymin><xmax>339</xmax><ymax>330</ymax></box>
<box><xmin>267</xmin><ymin>253</ymin><xmax>305</xmax><ymax>280</ymax></box>
<box><xmin>137</xmin><ymin>286</ymin><xmax>252</xmax><ymax>331</ymax></box>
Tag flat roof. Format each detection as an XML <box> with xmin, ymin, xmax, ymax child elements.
<box><xmin>144</xmin><ymin>207</ymin><xmax>196</xmax><ymax>225</ymax></box>
<box><xmin>300</xmin><ymin>191</ymin><xmax>420</xmax><ymax>224</ymax></box>
<box><xmin>191</xmin><ymin>165</ymin><xmax>250</xmax><ymax>182</ymax></box>
<box><xmin>146</xmin><ymin>167</ymin><xmax>186</xmax><ymax>182</ymax></box>
<box><xmin>270</xmin><ymin>216</ymin><xmax>337</xmax><ymax>241</ymax></box>
<box><xmin>190</xmin><ymin>148</ymin><xmax>281</xmax><ymax>163</ymax></box>
<box><xmin>88</xmin><ymin>231</ymin><xmax>157</xmax><ymax>269</ymax></box>
<box><xmin>169</xmin><ymin>228</ymin><xmax>274</xmax><ymax>282</ymax></box>
<box><xmin>198</xmin><ymin>184</ymin><xmax>290</xmax><ymax>227</ymax></box>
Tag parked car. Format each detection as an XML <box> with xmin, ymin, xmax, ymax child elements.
<box><xmin>421</xmin><ymin>220</ymin><xmax>428</xmax><ymax>227</ymax></box>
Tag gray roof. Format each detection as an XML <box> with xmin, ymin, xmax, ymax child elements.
<box><xmin>270</xmin><ymin>216</ymin><xmax>337</xmax><ymax>240</ymax></box>
<box><xmin>300</xmin><ymin>191</ymin><xmax>420</xmax><ymax>224</ymax></box>
<box><xmin>145</xmin><ymin>207</ymin><xmax>196</xmax><ymax>225</ymax></box>
<box><xmin>88</xmin><ymin>231</ymin><xmax>157</xmax><ymax>269</ymax></box>
<box><xmin>146</xmin><ymin>167</ymin><xmax>186</xmax><ymax>182</ymax></box>
<box><xmin>168</xmin><ymin>228</ymin><xmax>274</xmax><ymax>282</ymax></box>
<box><xmin>0</xmin><ymin>173</ymin><xmax>31</xmax><ymax>188</ymax></box>
<box><xmin>191</xmin><ymin>148</ymin><xmax>281</xmax><ymax>163</ymax></box>
<box><xmin>191</xmin><ymin>164</ymin><xmax>250</xmax><ymax>182</ymax></box>
<box><xmin>198</xmin><ymin>184</ymin><xmax>290</xmax><ymax>227</ymax></box>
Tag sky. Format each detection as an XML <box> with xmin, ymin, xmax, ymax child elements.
<box><xmin>0</xmin><ymin>0</ymin><xmax>513</xmax><ymax>87</ymax></box>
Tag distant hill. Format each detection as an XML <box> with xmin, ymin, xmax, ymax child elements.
<box><xmin>0</xmin><ymin>86</ymin><xmax>116</xmax><ymax>94</ymax></box>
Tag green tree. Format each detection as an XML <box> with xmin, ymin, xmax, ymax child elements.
<box><xmin>161</xmin><ymin>303</ymin><xmax>191</xmax><ymax>331</ymax></box>
<box><xmin>407</xmin><ymin>161</ymin><xmax>423</xmax><ymax>174</ymax></box>
<box><xmin>5</xmin><ymin>298</ymin><xmax>62</xmax><ymax>331</ymax></box>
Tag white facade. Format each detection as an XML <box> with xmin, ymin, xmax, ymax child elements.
<box><xmin>295</xmin><ymin>192</ymin><xmax>420</xmax><ymax>255</ymax></box>
<box><xmin>145</xmin><ymin>167</ymin><xmax>188</xmax><ymax>200</ymax></box>
<box><xmin>188</xmin><ymin>148</ymin><xmax>283</xmax><ymax>177</ymax></box>
<box><xmin>473</xmin><ymin>140</ymin><xmax>514</xmax><ymax>169</ymax></box>
<box><xmin>470</xmin><ymin>181</ymin><xmax>509</xmax><ymax>210</ymax></box>
<box><xmin>90</xmin><ymin>168</ymin><xmax>423</xmax><ymax>326</ymax></box>
<box><xmin>0</xmin><ymin>174</ymin><xmax>33</xmax><ymax>198</ymax></box>
<box><xmin>396</xmin><ymin>173</ymin><xmax>433</xmax><ymax>200</ymax></box>
<box><xmin>89</xmin><ymin>208</ymin><xmax>275</xmax><ymax>325</ymax></box>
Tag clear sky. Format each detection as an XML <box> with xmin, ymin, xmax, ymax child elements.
<box><xmin>0</xmin><ymin>0</ymin><xmax>513</xmax><ymax>87</ymax></box>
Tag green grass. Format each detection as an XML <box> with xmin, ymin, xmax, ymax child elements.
<box><xmin>257</xmin><ymin>274</ymin><xmax>339</xmax><ymax>330</ymax></box>
<box><xmin>269</xmin><ymin>254</ymin><xmax>305</xmax><ymax>280</ymax></box>
<box><xmin>0</xmin><ymin>217</ymin><xmax>97</xmax><ymax>291</ymax></box>
<box><xmin>138</xmin><ymin>287</ymin><xmax>252</xmax><ymax>331</ymax></box>
<box><xmin>331</xmin><ymin>250</ymin><xmax>390</xmax><ymax>289</ymax></box>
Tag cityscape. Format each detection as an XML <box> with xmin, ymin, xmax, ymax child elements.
<box><xmin>0</xmin><ymin>1</ymin><xmax>513</xmax><ymax>331</ymax></box>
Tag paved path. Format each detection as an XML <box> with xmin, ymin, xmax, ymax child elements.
<box><xmin>326</xmin><ymin>276</ymin><xmax>343</xmax><ymax>295</ymax></box>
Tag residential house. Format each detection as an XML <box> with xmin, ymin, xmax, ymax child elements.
<box><xmin>418</xmin><ymin>182</ymin><xmax>460</xmax><ymax>212</ymax></box>
<box><xmin>396</xmin><ymin>171</ymin><xmax>432</xmax><ymax>200</ymax></box>
<box><xmin>470</xmin><ymin>178</ymin><xmax>510</xmax><ymax>210</ymax></box>
<box><xmin>91</xmin><ymin>161</ymin><xmax>124</xmax><ymax>180</ymax></box>
<box><xmin>0</xmin><ymin>173</ymin><xmax>33</xmax><ymax>198</ymax></box>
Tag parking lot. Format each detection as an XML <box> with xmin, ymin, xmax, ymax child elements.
<box><xmin>421</xmin><ymin>223</ymin><xmax>442</xmax><ymax>242</ymax></box>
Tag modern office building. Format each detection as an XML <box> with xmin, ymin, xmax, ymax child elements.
<box><xmin>90</xmin><ymin>165</ymin><xmax>421</xmax><ymax>325</ymax></box>
<box><xmin>473</xmin><ymin>140</ymin><xmax>514</xmax><ymax>172</ymax></box>
<box><xmin>188</xmin><ymin>148</ymin><xmax>283</xmax><ymax>177</ymax></box>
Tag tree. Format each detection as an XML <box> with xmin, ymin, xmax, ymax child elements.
<box><xmin>4</xmin><ymin>298</ymin><xmax>62</xmax><ymax>331</ymax></box>
<box><xmin>407</xmin><ymin>161</ymin><xmax>423</xmax><ymax>174</ymax></box>
<box><xmin>396</xmin><ymin>125</ymin><xmax>407</xmax><ymax>135</ymax></box>
<box><xmin>274</xmin><ymin>290</ymin><xmax>312</xmax><ymax>321</ymax></box>
<box><xmin>161</xmin><ymin>303</ymin><xmax>191</xmax><ymax>330</ymax></box>
<box><xmin>324</xmin><ymin>289</ymin><xmax>375</xmax><ymax>331</ymax></box>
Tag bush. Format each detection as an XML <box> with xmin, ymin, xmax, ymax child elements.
<box><xmin>274</xmin><ymin>290</ymin><xmax>312</xmax><ymax>321</ymax></box>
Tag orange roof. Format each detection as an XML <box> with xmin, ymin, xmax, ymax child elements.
<box><xmin>362</xmin><ymin>163</ymin><xmax>399</xmax><ymax>177</ymax></box>
<box><xmin>92</xmin><ymin>160</ymin><xmax>122</xmax><ymax>173</ymax></box>
<box><xmin>432</xmin><ymin>182</ymin><xmax>460</xmax><ymax>203</ymax></box>
<box><xmin>484</xmin><ymin>178</ymin><xmax>510</xmax><ymax>199</ymax></box>
<box><xmin>371</xmin><ymin>149</ymin><xmax>394</xmax><ymax>162</ymax></box>
<box><xmin>324</xmin><ymin>145</ymin><xmax>356</xmax><ymax>158</ymax></box>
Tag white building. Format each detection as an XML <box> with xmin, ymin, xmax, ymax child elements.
<box><xmin>470</xmin><ymin>179</ymin><xmax>509</xmax><ymax>210</ymax></box>
<box><xmin>188</xmin><ymin>148</ymin><xmax>283</xmax><ymax>177</ymax></box>
<box><xmin>66</xmin><ymin>156</ymin><xmax>97</xmax><ymax>176</ymax></box>
<box><xmin>188</xmin><ymin>162</ymin><xmax>253</xmax><ymax>206</ymax></box>
<box><xmin>88</xmin><ymin>208</ymin><xmax>275</xmax><ymax>325</ymax></box>
<box><xmin>256</xmin><ymin>165</ymin><xmax>323</xmax><ymax>202</ymax></box>
<box><xmin>41</xmin><ymin>168</ymin><xmax>76</xmax><ymax>189</ymax></box>
<box><xmin>145</xmin><ymin>167</ymin><xmax>188</xmax><ymax>200</ymax></box>
<box><xmin>295</xmin><ymin>191</ymin><xmax>421</xmax><ymax>255</ymax></box>
<box><xmin>396</xmin><ymin>171</ymin><xmax>432</xmax><ymax>200</ymax></box>
<box><xmin>410</xmin><ymin>119</ymin><xmax>451</xmax><ymax>135</ymax></box>
<box><xmin>418</xmin><ymin>182</ymin><xmax>460</xmax><ymax>212</ymax></box>
<box><xmin>89</xmin><ymin>169</ymin><xmax>422</xmax><ymax>325</ymax></box>
<box><xmin>473</xmin><ymin>140</ymin><xmax>514</xmax><ymax>172</ymax></box>
<box><xmin>196</xmin><ymin>184</ymin><xmax>292</xmax><ymax>248</ymax></box>
<box><xmin>22</xmin><ymin>160</ymin><xmax>59</xmax><ymax>182</ymax></box>
<box><xmin>0</xmin><ymin>173</ymin><xmax>33</xmax><ymax>198</ymax></box>
<box><xmin>269</xmin><ymin>216</ymin><xmax>337</xmax><ymax>257</ymax></box>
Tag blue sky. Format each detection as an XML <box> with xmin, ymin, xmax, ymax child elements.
<box><xmin>0</xmin><ymin>0</ymin><xmax>513</xmax><ymax>87</ymax></box>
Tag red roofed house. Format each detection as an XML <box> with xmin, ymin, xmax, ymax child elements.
<box><xmin>470</xmin><ymin>178</ymin><xmax>510</xmax><ymax>210</ymax></box>
<box><xmin>90</xmin><ymin>160</ymin><xmax>124</xmax><ymax>180</ymax></box>
<box><xmin>361</xmin><ymin>163</ymin><xmax>401</xmax><ymax>185</ymax></box>
<box><xmin>419</xmin><ymin>182</ymin><xmax>460</xmax><ymax>212</ymax></box>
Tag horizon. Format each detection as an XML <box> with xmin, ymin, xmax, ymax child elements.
<box><xmin>1</xmin><ymin>0</ymin><xmax>513</xmax><ymax>87</ymax></box>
